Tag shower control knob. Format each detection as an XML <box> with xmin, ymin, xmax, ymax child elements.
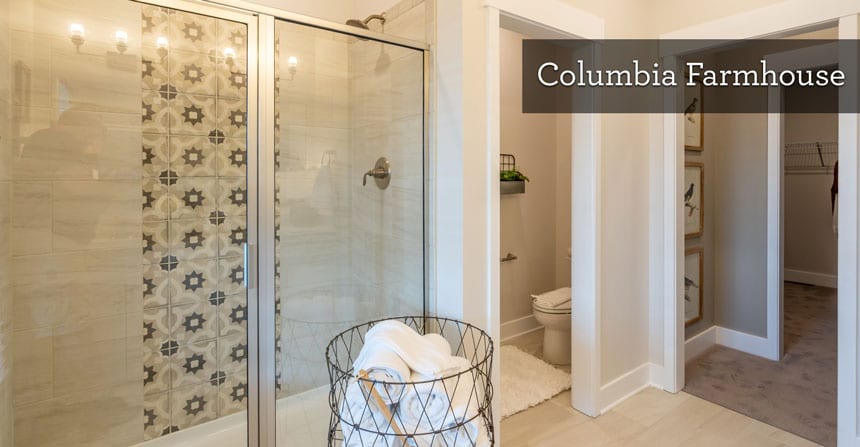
<box><xmin>363</xmin><ymin>157</ymin><xmax>391</xmax><ymax>189</ymax></box>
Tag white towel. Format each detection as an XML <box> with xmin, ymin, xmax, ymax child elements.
<box><xmin>340</xmin><ymin>380</ymin><xmax>396</xmax><ymax>447</ymax></box>
<box><xmin>531</xmin><ymin>287</ymin><xmax>571</xmax><ymax>308</ymax></box>
<box><xmin>359</xmin><ymin>321</ymin><xmax>458</xmax><ymax>378</ymax></box>
<box><xmin>352</xmin><ymin>339</ymin><xmax>412</xmax><ymax>404</ymax></box>
<box><xmin>398</xmin><ymin>357</ymin><xmax>476</xmax><ymax>431</ymax></box>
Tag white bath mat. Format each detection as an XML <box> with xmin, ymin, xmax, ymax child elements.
<box><xmin>499</xmin><ymin>345</ymin><xmax>571</xmax><ymax>418</ymax></box>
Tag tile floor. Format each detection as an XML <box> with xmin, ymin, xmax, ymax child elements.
<box><xmin>500</xmin><ymin>330</ymin><xmax>821</xmax><ymax>447</ymax></box>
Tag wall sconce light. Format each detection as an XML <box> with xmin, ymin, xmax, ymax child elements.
<box><xmin>288</xmin><ymin>55</ymin><xmax>298</xmax><ymax>80</ymax></box>
<box><xmin>156</xmin><ymin>36</ymin><xmax>169</xmax><ymax>59</ymax></box>
<box><xmin>115</xmin><ymin>30</ymin><xmax>128</xmax><ymax>54</ymax></box>
<box><xmin>223</xmin><ymin>47</ymin><xmax>236</xmax><ymax>65</ymax></box>
<box><xmin>69</xmin><ymin>23</ymin><xmax>85</xmax><ymax>51</ymax></box>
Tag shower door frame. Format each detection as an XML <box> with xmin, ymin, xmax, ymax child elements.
<box><xmin>135</xmin><ymin>0</ymin><xmax>430</xmax><ymax>444</ymax></box>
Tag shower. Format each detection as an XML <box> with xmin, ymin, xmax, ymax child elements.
<box><xmin>345</xmin><ymin>13</ymin><xmax>386</xmax><ymax>30</ymax></box>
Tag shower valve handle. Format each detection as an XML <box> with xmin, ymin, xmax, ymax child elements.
<box><xmin>362</xmin><ymin>157</ymin><xmax>391</xmax><ymax>189</ymax></box>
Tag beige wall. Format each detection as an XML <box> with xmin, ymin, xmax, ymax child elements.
<box><xmin>784</xmin><ymin>89</ymin><xmax>838</xmax><ymax>279</ymax></box>
<box><xmin>498</xmin><ymin>28</ymin><xmax>571</xmax><ymax>327</ymax></box>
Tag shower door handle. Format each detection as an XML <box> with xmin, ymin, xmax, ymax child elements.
<box><xmin>243</xmin><ymin>243</ymin><xmax>256</xmax><ymax>289</ymax></box>
<box><xmin>363</xmin><ymin>157</ymin><xmax>391</xmax><ymax>189</ymax></box>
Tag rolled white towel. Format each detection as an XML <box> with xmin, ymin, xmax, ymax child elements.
<box><xmin>531</xmin><ymin>287</ymin><xmax>571</xmax><ymax>309</ymax></box>
<box><xmin>352</xmin><ymin>338</ymin><xmax>412</xmax><ymax>404</ymax></box>
<box><xmin>398</xmin><ymin>356</ymin><xmax>475</xmax><ymax>431</ymax></box>
<box><xmin>361</xmin><ymin>321</ymin><xmax>458</xmax><ymax>378</ymax></box>
<box><xmin>340</xmin><ymin>380</ymin><xmax>396</xmax><ymax>447</ymax></box>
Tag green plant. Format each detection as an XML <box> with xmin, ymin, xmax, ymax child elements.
<box><xmin>500</xmin><ymin>170</ymin><xmax>530</xmax><ymax>182</ymax></box>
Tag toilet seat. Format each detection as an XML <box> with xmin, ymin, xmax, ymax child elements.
<box><xmin>532</xmin><ymin>301</ymin><xmax>572</xmax><ymax>314</ymax></box>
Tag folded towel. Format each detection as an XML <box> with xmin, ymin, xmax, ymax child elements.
<box><xmin>340</xmin><ymin>380</ymin><xmax>396</xmax><ymax>447</ymax></box>
<box><xmin>398</xmin><ymin>356</ymin><xmax>474</xmax><ymax>430</ymax></box>
<box><xmin>358</xmin><ymin>321</ymin><xmax>458</xmax><ymax>378</ymax></box>
<box><xmin>352</xmin><ymin>339</ymin><xmax>412</xmax><ymax>404</ymax></box>
<box><xmin>531</xmin><ymin>287</ymin><xmax>571</xmax><ymax>309</ymax></box>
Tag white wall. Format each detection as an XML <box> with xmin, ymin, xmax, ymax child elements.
<box><xmin>784</xmin><ymin>88</ymin><xmax>838</xmax><ymax>282</ymax></box>
<box><xmin>498</xmin><ymin>28</ymin><xmax>571</xmax><ymax>329</ymax></box>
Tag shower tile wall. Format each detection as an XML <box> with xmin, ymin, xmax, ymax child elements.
<box><xmin>275</xmin><ymin>0</ymin><xmax>427</xmax><ymax>401</ymax></box>
<box><xmin>0</xmin><ymin>1</ymin><xmax>12</xmax><ymax>443</ymax></box>
<box><xmin>138</xmin><ymin>5</ymin><xmax>248</xmax><ymax>440</ymax></box>
<box><xmin>7</xmin><ymin>1</ymin><xmax>143</xmax><ymax>445</ymax></box>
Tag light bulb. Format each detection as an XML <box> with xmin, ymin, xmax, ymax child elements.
<box><xmin>156</xmin><ymin>36</ymin><xmax>168</xmax><ymax>49</ymax></box>
<box><xmin>115</xmin><ymin>30</ymin><xmax>128</xmax><ymax>44</ymax></box>
<box><xmin>287</xmin><ymin>55</ymin><xmax>298</xmax><ymax>69</ymax></box>
<box><xmin>69</xmin><ymin>23</ymin><xmax>85</xmax><ymax>38</ymax></box>
<box><xmin>223</xmin><ymin>47</ymin><xmax>236</xmax><ymax>59</ymax></box>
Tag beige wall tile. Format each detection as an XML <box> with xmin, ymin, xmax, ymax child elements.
<box><xmin>12</xmin><ymin>248</ymin><xmax>140</xmax><ymax>331</ymax></box>
<box><xmin>11</xmin><ymin>181</ymin><xmax>51</xmax><ymax>256</ymax></box>
<box><xmin>52</xmin><ymin>180</ymin><xmax>140</xmax><ymax>251</ymax></box>
<box><xmin>12</xmin><ymin>381</ymin><xmax>142</xmax><ymax>447</ymax></box>
<box><xmin>12</xmin><ymin>327</ymin><xmax>52</xmax><ymax>406</ymax></box>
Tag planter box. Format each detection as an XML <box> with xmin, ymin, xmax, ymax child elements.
<box><xmin>500</xmin><ymin>180</ymin><xmax>525</xmax><ymax>195</ymax></box>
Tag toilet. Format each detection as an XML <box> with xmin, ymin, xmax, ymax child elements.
<box><xmin>532</xmin><ymin>287</ymin><xmax>572</xmax><ymax>365</ymax></box>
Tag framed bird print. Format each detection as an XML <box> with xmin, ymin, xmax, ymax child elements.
<box><xmin>684</xmin><ymin>247</ymin><xmax>704</xmax><ymax>327</ymax></box>
<box><xmin>684</xmin><ymin>162</ymin><xmax>704</xmax><ymax>239</ymax></box>
<box><xmin>684</xmin><ymin>81</ymin><xmax>703</xmax><ymax>150</ymax></box>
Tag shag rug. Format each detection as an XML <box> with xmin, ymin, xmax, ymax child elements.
<box><xmin>684</xmin><ymin>282</ymin><xmax>837</xmax><ymax>447</ymax></box>
<box><xmin>500</xmin><ymin>345</ymin><xmax>571</xmax><ymax>418</ymax></box>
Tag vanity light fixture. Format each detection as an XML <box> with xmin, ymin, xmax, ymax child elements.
<box><xmin>223</xmin><ymin>47</ymin><xmax>236</xmax><ymax>64</ymax></box>
<box><xmin>288</xmin><ymin>55</ymin><xmax>298</xmax><ymax>80</ymax></box>
<box><xmin>69</xmin><ymin>23</ymin><xmax>85</xmax><ymax>51</ymax></box>
<box><xmin>156</xmin><ymin>36</ymin><xmax>169</xmax><ymax>59</ymax></box>
<box><xmin>115</xmin><ymin>30</ymin><xmax>128</xmax><ymax>54</ymax></box>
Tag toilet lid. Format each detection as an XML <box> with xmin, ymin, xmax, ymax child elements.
<box><xmin>532</xmin><ymin>287</ymin><xmax>571</xmax><ymax>312</ymax></box>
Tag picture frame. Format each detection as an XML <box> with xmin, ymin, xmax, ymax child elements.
<box><xmin>684</xmin><ymin>162</ymin><xmax>704</xmax><ymax>239</ymax></box>
<box><xmin>684</xmin><ymin>247</ymin><xmax>704</xmax><ymax>327</ymax></box>
<box><xmin>684</xmin><ymin>81</ymin><xmax>703</xmax><ymax>150</ymax></box>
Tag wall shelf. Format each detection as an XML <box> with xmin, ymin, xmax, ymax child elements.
<box><xmin>501</xmin><ymin>180</ymin><xmax>525</xmax><ymax>195</ymax></box>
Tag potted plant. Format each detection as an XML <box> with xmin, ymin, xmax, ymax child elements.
<box><xmin>500</xmin><ymin>169</ymin><xmax>529</xmax><ymax>194</ymax></box>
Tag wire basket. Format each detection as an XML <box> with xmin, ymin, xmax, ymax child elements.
<box><xmin>326</xmin><ymin>316</ymin><xmax>495</xmax><ymax>447</ymax></box>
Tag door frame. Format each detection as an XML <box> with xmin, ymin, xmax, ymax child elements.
<box><xmin>483</xmin><ymin>0</ymin><xmax>605</xmax><ymax>421</ymax></box>
<box><xmin>657</xmin><ymin>6</ymin><xmax>860</xmax><ymax>446</ymax></box>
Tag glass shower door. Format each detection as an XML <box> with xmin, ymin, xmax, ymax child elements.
<box><xmin>270</xmin><ymin>19</ymin><xmax>426</xmax><ymax>446</ymax></box>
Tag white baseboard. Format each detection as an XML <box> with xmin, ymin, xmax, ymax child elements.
<box><xmin>784</xmin><ymin>268</ymin><xmax>837</xmax><ymax>288</ymax></box>
<box><xmin>685</xmin><ymin>326</ymin><xmax>717</xmax><ymax>362</ymax></box>
<box><xmin>500</xmin><ymin>314</ymin><xmax>542</xmax><ymax>341</ymax></box>
<box><xmin>598</xmin><ymin>362</ymin><xmax>656</xmax><ymax>414</ymax></box>
<box><xmin>715</xmin><ymin>326</ymin><xmax>773</xmax><ymax>359</ymax></box>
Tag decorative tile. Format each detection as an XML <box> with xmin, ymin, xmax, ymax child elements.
<box><xmin>142</xmin><ymin>90</ymin><xmax>169</xmax><ymax>134</ymax></box>
<box><xmin>169</xmin><ymin>258</ymin><xmax>218</xmax><ymax>306</ymax></box>
<box><xmin>142</xmin><ymin>134</ymin><xmax>169</xmax><ymax>178</ymax></box>
<box><xmin>142</xmin><ymin>220</ymin><xmax>169</xmax><ymax>264</ymax></box>
<box><xmin>169</xmin><ymin>94</ymin><xmax>215</xmax><ymax>136</ymax></box>
<box><xmin>142</xmin><ymin>5</ymin><xmax>169</xmax><ymax>46</ymax></box>
<box><xmin>216</xmin><ymin>19</ymin><xmax>248</xmax><ymax>61</ymax></box>
<box><xmin>218</xmin><ymin>293</ymin><xmax>247</xmax><ymax>337</ymax></box>
<box><xmin>143</xmin><ymin>391</ymin><xmax>171</xmax><ymax>441</ymax></box>
<box><xmin>143</xmin><ymin>263</ymin><xmax>171</xmax><ymax>308</ymax></box>
<box><xmin>143</xmin><ymin>346</ymin><xmax>172</xmax><ymax>394</ymax></box>
<box><xmin>215</xmin><ymin>96</ymin><xmax>246</xmax><ymax>139</ymax></box>
<box><xmin>218</xmin><ymin>373</ymin><xmax>248</xmax><ymax>416</ymax></box>
<box><xmin>143</xmin><ymin>178</ymin><xmax>171</xmax><ymax>221</ymax></box>
<box><xmin>171</xmin><ymin>381</ymin><xmax>218</xmax><ymax>428</ymax></box>
<box><xmin>170</xmin><ymin>50</ymin><xmax>217</xmax><ymax>96</ymax></box>
<box><xmin>170</xmin><ymin>178</ymin><xmax>216</xmax><ymax>220</ymax></box>
<box><xmin>169</xmin><ymin>218</ymin><xmax>217</xmax><ymax>261</ymax></box>
<box><xmin>217</xmin><ymin>333</ymin><xmax>248</xmax><ymax>375</ymax></box>
<box><xmin>142</xmin><ymin>46</ymin><xmax>169</xmax><ymax>91</ymax></box>
<box><xmin>169</xmin><ymin>10</ymin><xmax>216</xmax><ymax>54</ymax></box>
<box><xmin>171</xmin><ymin>340</ymin><xmax>217</xmax><ymax>388</ymax></box>
<box><xmin>170</xmin><ymin>300</ymin><xmax>218</xmax><ymax>345</ymax></box>
<box><xmin>217</xmin><ymin>216</ymin><xmax>245</xmax><ymax>258</ymax></box>
<box><xmin>216</xmin><ymin>177</ymin><xmax>246</xmax><ymax>217</ymax></box>
<box><xmin>143</xmin><ymin>306</ymin><xmax>170</xmax><ymax>350</ymax></box>
<box><xmin>216</xmin><ymin>139</ymin><xmax>247</xmax><ymax>177</ymax></box>
<box><xmin>217</xmin><ymin>59</ymin><xmax>247</xmax><ymax>99</ymax></box>
<box><xmin>217</xmin><ymin>256</ymin><xmax>245</xmax><ymax>297</ymax></box>
<box><xmin>169</xmin><ymin>135</ymin><xmax>216</xmax><ymax>177</ymax></box>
